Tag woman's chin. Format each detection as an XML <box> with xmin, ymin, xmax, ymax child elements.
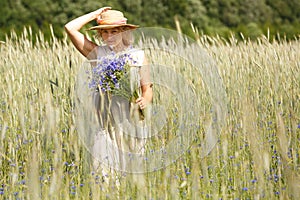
<box><xmin>105</xmin><ymin>41</ymin><xmax>116</xmax><ymax>46</ymax></box>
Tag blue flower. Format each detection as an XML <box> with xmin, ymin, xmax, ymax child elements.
<box><xmin>184</xmin><ymin>167</ymin><xmax>191</xmax><ymax>175</ymax></box>
<box><xmin>251</xmin><ymin>179</ymin><xmax>257</xmax><ymax>183</ymax></box>
<box><xmin>88</xmin><ymin>53</ymin><xmax>133</xmax><ymax>93</ymax></box>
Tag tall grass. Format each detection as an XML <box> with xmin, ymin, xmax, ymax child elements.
<box><xmin>0</xmin><ymin>26</ymin><xmax>299</xmax><ymax>199</ymax></box>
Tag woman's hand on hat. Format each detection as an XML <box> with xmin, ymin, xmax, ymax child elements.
<box><xmin>94</xmin><ymin>7</ymin><xmax>111</xmax><ymax>21</ymax></box>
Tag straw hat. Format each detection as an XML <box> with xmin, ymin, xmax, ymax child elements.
<box><xmin>88</xmin><ymin>10</ymin><xmax>138</xmax><ymax>30</ymax></box>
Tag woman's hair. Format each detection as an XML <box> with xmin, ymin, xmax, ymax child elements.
<box><xmin>120</xmin><ymin>27</ymin><xmax>134</xmax><ymax>46</ymax></box>
<box><xmin>97</xmin><ymin>27</ymin><xmax>134</xmax><ymax>46</ymax></box>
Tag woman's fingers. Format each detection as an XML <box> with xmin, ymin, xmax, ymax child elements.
<box><xmin>101</xmin><ymin>7</ymin><xmax>112</xmax><ymax>12</ymax></box>
<box><xmin>95</xmin><ymin>7</ymin><xmax>111</xmax><ymax>20</ymax></box>
<box><xmin>136</xmin><ymin>97</ymin><xmax>146</xmax><ymax>109</ymax></box>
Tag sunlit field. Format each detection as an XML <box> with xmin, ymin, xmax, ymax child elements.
<box><xmin>0</xmin><ymin>27</ymin><xmax>299</xmax><ymax>199</ymax></box>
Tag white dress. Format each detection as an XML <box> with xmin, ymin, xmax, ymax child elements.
<box><xmin>89</xmin><ymin>45</ymin><xmax>151</xmax><ymax>173</ymax></box>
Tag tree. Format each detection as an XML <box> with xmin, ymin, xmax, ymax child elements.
<box><xmin>238</xmin><ymin>0</ymin><xmax>273</xmax><ymax>24</ymax></box>
<box><xmin>0</xmin><ymin>0</ymin><xmax>299</xmax><ymax>41</ymax></box>
<box><xmin>217</xmin><ymin>0</ymin><xmax>240</xmax><ymax>27</ymax></box>
<box><xmin>139</xmin><ymin>0</ymin><xmax>168</xmax><ymax>27</ymax></box>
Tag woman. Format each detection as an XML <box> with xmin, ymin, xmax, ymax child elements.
<box><xmin>65</xmin><ymin>7</ymin><xmax>152</xmax><ymax>106</ymax></box>
<box><xmin>65</xmin><ymin>7</ymin><xmax>152</xmax><ymax>172</ymax></box>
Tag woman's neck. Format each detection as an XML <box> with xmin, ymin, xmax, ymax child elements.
<box><xmin>109</xmin><ymin>42</ymin><xmax>128</xmax><ymax>53</ymax></box>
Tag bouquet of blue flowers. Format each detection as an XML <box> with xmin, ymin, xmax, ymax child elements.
<box><xmin>87</xmin><ymin>53</ymin><xmax>139</xmax><ymax>101</ymax></box>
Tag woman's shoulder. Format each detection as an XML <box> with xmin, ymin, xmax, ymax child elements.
<box><xmin>127</xmin><ymin>47</ymin><xmax>144</xmax><ymax>55</ymax></box>
<box><xmin>127</xmin><ymin>47</ymin><xmax>144</xmax><ymax>66</ymax></box>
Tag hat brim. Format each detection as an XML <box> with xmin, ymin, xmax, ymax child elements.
<box><xmin>88</xmin><ymin>24</ymin><xmax>139</xmax><ymax>30</ymax></box>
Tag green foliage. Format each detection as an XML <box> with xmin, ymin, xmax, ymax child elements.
<box><xmin>0</xmin><ymin>0</ymin><xmax>299</xmax><ymax>41</ymax></box>
<box><xmin>236</xmin><ymin>23</ymin><xmax>264</xmax><ymax>40</ymax></box>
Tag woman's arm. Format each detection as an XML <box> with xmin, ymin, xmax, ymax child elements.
<box><xmin>136</xmin><ymin>56</ymin><xmax>153</xmax><ymax>110</ymax></box>
<box><xmin>64</xmin><ymin>7</ymin><xmax>111</xmax><ymax>57</ymax></box>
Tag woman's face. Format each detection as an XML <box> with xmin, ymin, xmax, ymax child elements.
<box><xmin>99</xmin><ymin>28</ymin><xmax>123</xmax><ymax>47</ymax></box>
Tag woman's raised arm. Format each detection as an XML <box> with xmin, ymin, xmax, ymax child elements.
<box><xmin>64</xmin><ymin>7</ymin><xmax>111</xmax><ymax>57</ymax></box>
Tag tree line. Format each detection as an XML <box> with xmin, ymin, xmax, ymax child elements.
<box><xmin>0</xmin><ymin>0</ymin><xmax>299</xmax><ymax>41</ymax></box>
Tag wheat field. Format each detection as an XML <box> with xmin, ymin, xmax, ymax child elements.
<box><xmin>0</xmin><ymin>27</ymin><xmax>299</xmax><ymax>199</ymax></box>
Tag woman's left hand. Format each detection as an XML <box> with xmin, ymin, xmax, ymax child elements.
<box><xmin>136</xmin><ymin>97</ymin><xmax>147</xmax><ymax>110</ymax></box>
<box><xmin>94</xmin><ymin>7</ymin><xmax>112</xmax><ymax>22</ymax></box>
